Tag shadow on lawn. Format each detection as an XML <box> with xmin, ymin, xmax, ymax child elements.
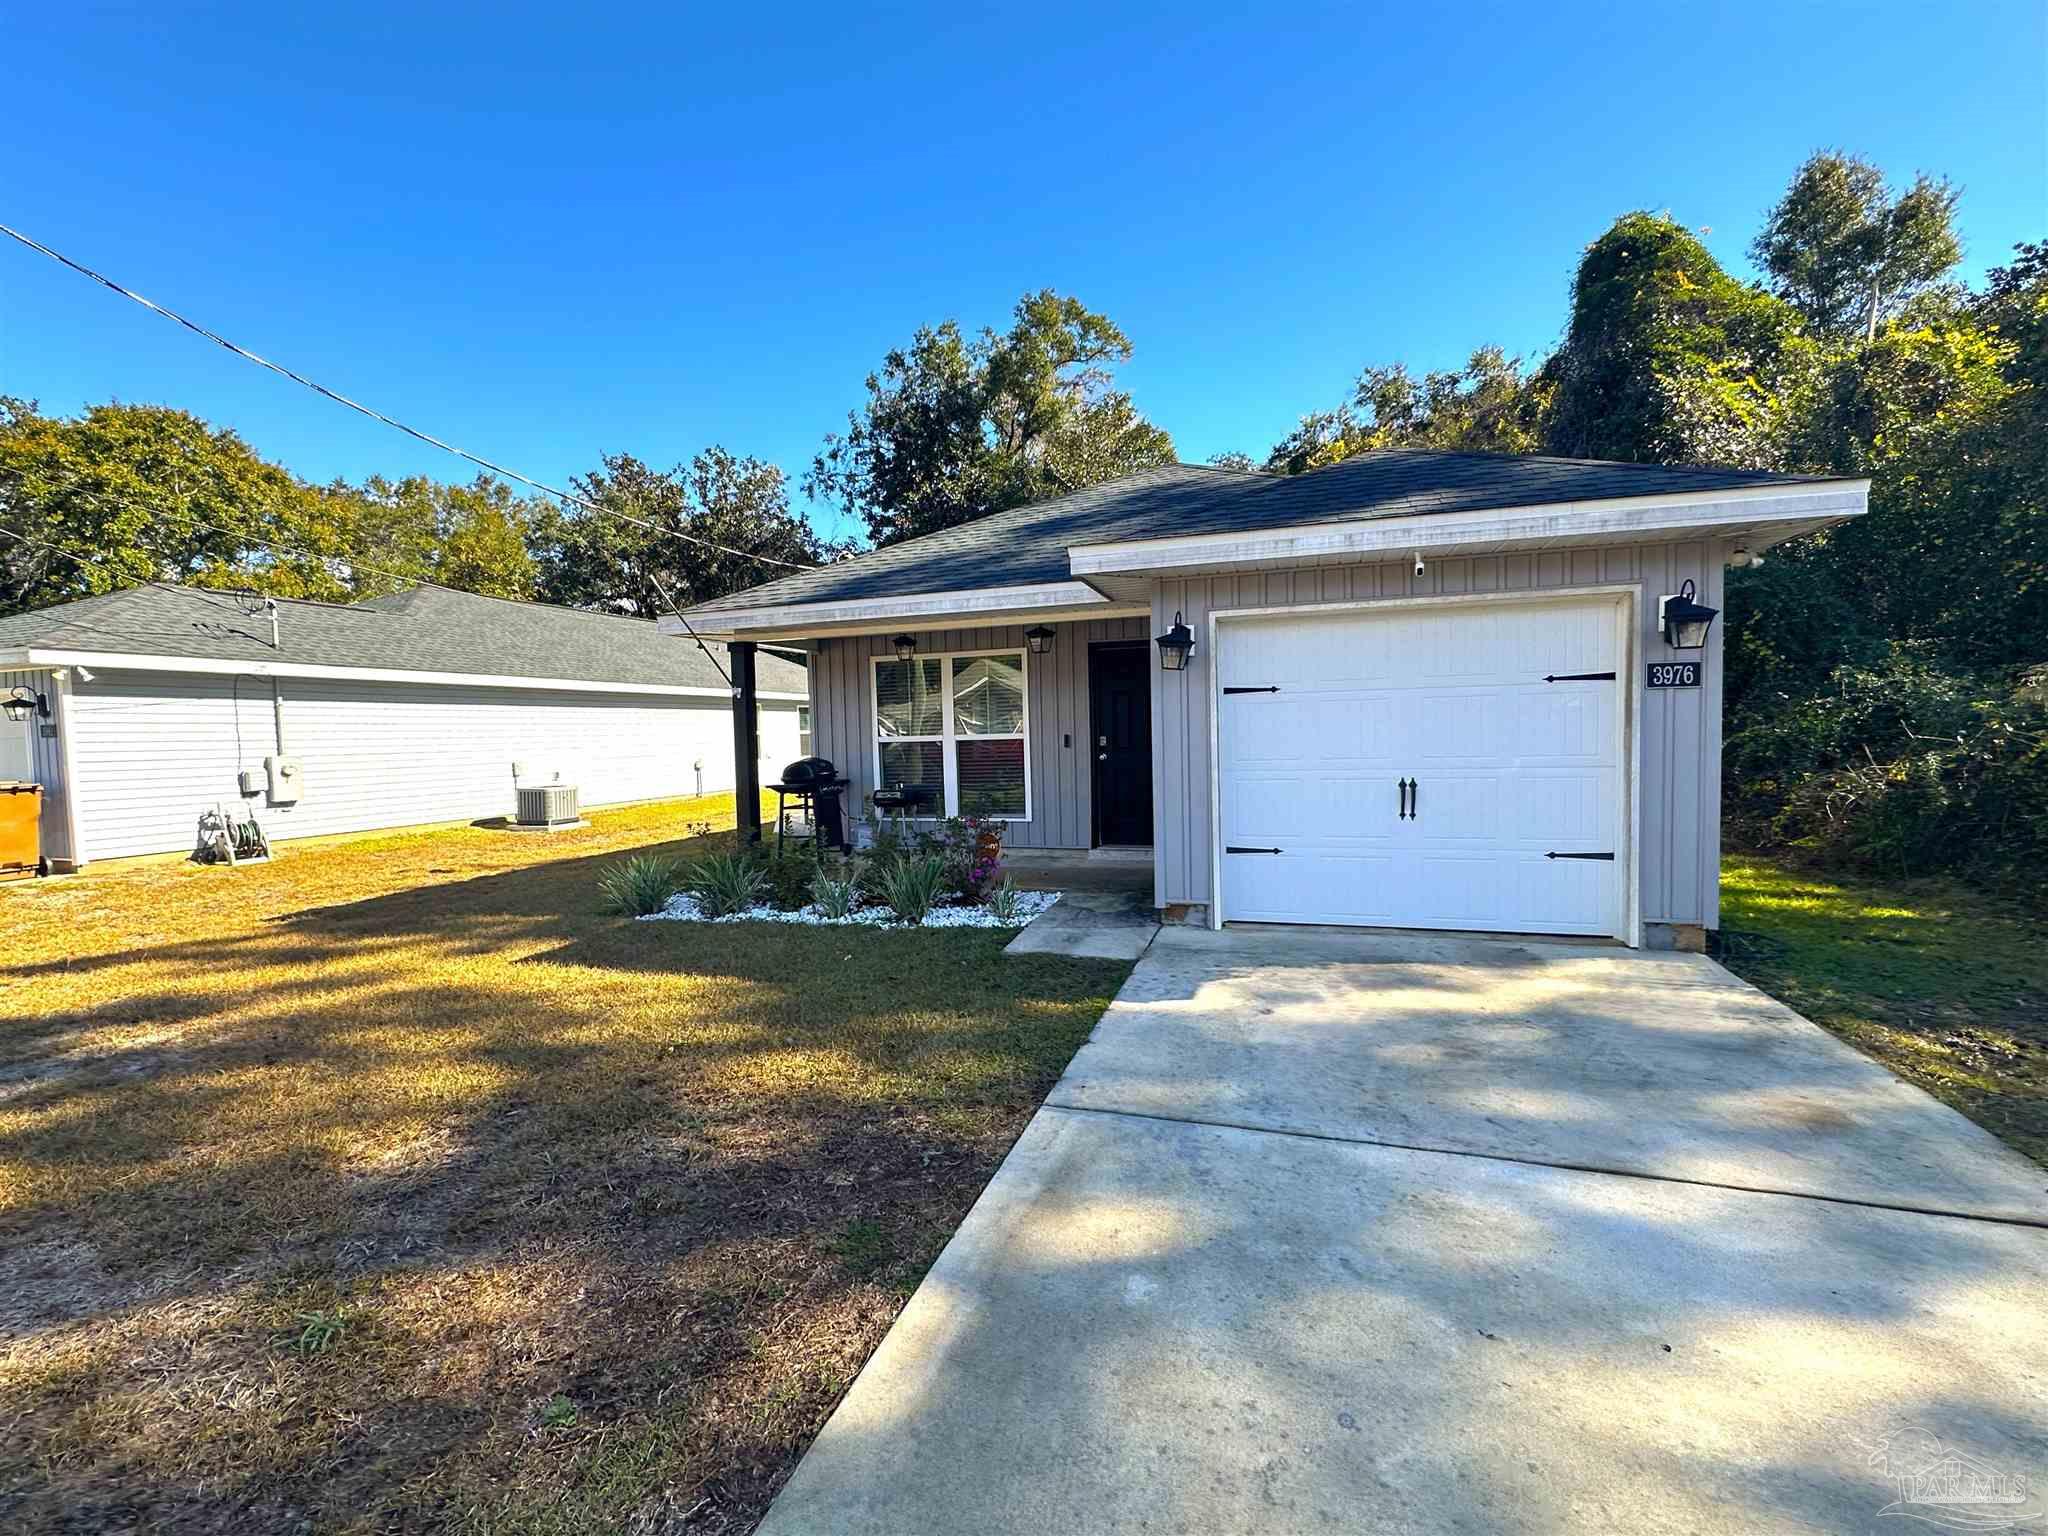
<box><xmin>0</xmin><ymin>833</ymin><xmax>1129</xmax><ymax>1535</ymax></box>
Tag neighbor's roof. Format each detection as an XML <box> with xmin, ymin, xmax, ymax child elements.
<box><xmin>686</xmin><ymin>450</ymin><xmax>1855</xmax><ymax>617</ymax></box>
<box><xmin>0</xmin><ymin>583</ymin><xmax>808</xmax><ymax>694</ymax></box>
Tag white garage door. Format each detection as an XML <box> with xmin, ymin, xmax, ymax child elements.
<box><xmin>1217</xmin><ymin>600</ymin><xmax>1624</xmax><ymax>936</ymax></box>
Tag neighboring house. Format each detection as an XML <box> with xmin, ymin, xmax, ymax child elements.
<box><xmin>673</xmin><ymin>450</ymin><xmax>1867</xmax><ymax>949</ymax></box>
<box><xmin>0</xmin><ymin>584</ymin><xmax>806</xmax><ymax>868</ymax></box>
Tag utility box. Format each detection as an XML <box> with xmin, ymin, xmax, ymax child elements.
<box><xmin>238</xmin><ymin>768</ymin><xmax>263</xmax><ymax>798</ymax></box>
<box><xmin>265</xmin><ymin>755</ymin><xmax>303</xmax><ymax>805</ymax></box>
<box><xmin>0</xmin><ymin>782</ymin><xmax>43</xmax><ymax>880</ymax></box>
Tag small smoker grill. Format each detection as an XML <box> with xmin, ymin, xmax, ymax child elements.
<box><xmin>769</xmin><ymin>756</ymin><xmax>849</xmax><ymax>852</ymax></box>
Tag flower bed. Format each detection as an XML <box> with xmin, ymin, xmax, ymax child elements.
<box><xmin>638</xmin><ymin>890</ymin><xmax>1060</xmax><ymax>928</ymax></box>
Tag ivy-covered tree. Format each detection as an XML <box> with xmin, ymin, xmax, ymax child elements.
<box><xmin>806</xmin><ymin>290</ymin><xmax>1176</xmax><ymax>546</ymax></box>
<box><xmin>1540</xmin><ymin>213</ymin><xmax>1810</xmax><ymax>469</ymax></box>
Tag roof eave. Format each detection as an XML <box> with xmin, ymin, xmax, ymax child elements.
<box><xmin>665</xmin><ymin>580</ymin><xmax>1144</xmax><ymax>642</ymax></box>
<box><xmin>1066</xmin><ymin>481</ymin><xmax>1870</xmax><ymax>578</ymax></box>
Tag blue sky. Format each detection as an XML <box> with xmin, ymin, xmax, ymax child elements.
<box><xmin>6</xmin><ymin>2</ymin><xmax>2042</xmax><ymax>543</ymax></box>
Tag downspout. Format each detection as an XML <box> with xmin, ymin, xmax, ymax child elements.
<box><xmin>50</xmin><ymin>670</ymin><xmax>87</xmax><ymax>870</ymax></box>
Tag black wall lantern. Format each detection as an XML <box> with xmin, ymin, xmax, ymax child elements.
<box><xmin>891</xmin><ymin>634</ymin><xmax>918</xmax><ymax>662</ymax></box>
<box><xmin>1155</xmin><ymin>611</ymin><xmax>1195</xmax><ymax>672</ymax></box>
<box><xmin>3</xmin><ymin>686</ymin><xmax>48</xmax><ymax>724</ymax></box>
<box><xmin>1023</xmin><ymin>624</ymin><xmax>1056</xmax><ymax>656</ymax></box>
<box><xmin>1658</xmin><ymin>579</ymin><xmax>1718</xmax><ymax>650</ymax></box>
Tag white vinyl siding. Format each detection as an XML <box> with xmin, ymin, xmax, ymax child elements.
<box><xmin>64</xmin><ymin>669</ymin><xmax>802</xmax><ymax>862</ymax></box>
<box><xmin>870</xmin><ymin>648</ymin><xmax>1031</xmax><ymax>821</ymax></box>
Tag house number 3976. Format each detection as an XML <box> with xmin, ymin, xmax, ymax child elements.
<box><xmin>1646</xmin><ymin>661</ymin><xmax>1702</xmax><ymax>688</ymax></box>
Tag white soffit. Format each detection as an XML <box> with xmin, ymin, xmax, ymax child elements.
<box><xmin>1066</xmin><ymin>482</ymin><xmax>1869</xmax><ymax>577</ymax></box>
<box><xmin>662</xmin><ymin>581</ymin><xmax>1142</xmax><ymax>642</ymax></box>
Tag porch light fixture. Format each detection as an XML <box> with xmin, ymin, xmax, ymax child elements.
<box><xmin>891</xmin><ymin>634</ymin><xmax>917</xmax><ymax>662</ymax></box>
<box><xmin>1023</xmin><ymin>625</ymin><xmax>1056</xmax><ymax>656</ymax></box>
<box><xmin>2</xmin><ymin>686</ymin><xmax>47</xmax><ymax>724</ymax></box>
<box><xmin>1155</xmin><ymin>611</ymin><xmax>1195</xmax><ymax>672</ymax></box>
<box><xmin>1657</xmin><ymin>580</ymin><xmax>1719</xmax><ymax>650</ymax></box>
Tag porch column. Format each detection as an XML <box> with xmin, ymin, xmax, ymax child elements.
<box><xmin>729</xmin><ymin>641</ymin><xmax>762</xmax><ymax>845</ymax></box>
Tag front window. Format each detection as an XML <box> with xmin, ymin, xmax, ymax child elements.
<box><xmin>872</xmin><ymin>649</ymin><xmax>1030</xmax><ymax>819</ymax></box>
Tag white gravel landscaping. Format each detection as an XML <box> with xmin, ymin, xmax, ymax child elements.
<box><xmin>638</xmin><ymin>891</ymin><xmax>1061</xmax><ymax>928</ymax></box>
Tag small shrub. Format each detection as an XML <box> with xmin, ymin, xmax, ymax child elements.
<box><xmin>986</xmin><ymin>878</ymin><xmax>1023</xmax><ymax>925</ymax></box>
<box><xmin>812</xmin><ymin>865</ymin><xmax>859</xmax><ymax>919</ymax></box>
<box><xmin>597</xmin><ymin>855</ymin><xmax>684</xmax><ymax>917</ymax></box>
<box><xmin>881</xmin><ymin>854</ymin><xmax>948</xmax><ymax>925</ymax></box>
<box><xmin>685</xmin><ymin>853</ymin><xmax>768</xmax><ymax>918</ymax></box>
<box><xmin>756</xmin><ymin>845</ymin><xmax>820</xmax><ymax>911</ymax></box>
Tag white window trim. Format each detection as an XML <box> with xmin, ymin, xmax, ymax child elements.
<box><xmin>870</xmin><ymin>646</ymin><xmax>1032</xmax><ymax>821</ymax></box>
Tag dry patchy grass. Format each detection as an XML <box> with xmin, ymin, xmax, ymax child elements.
<box><xmin>1720</xmin><ymin>853</ymin><xmax>2048</xmax><ymax>1168</ymax></box>
<box><xmin>0</xmin><ymin>796</ymin><xmax>1130</xmax><ymax>1534</ymax></box>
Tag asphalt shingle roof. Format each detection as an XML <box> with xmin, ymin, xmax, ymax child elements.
<box><xmin>0</xmin><ymin>583</ymin><xmax>807</xmax><ymax>694</ymax></box>
<box><xmin>687</xmin><ymin>449</ymin><xmax>1853</xmax><ymax>617</ymax></box>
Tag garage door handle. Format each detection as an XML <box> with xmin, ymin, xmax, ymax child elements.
<box><xmin>1226</xmin><ymin>845</ymin><xmax>1283</xmax><ymax>854</ymax></box>
<box><xmin>1397</xmin><ymin>777</ymin><xmax>1411</xmax><ymax>819</ymax></box>
<box><xmin>1545</xmin><ymin>851</ymin><xmax>1615</xmax><ymax>860</ymax></box>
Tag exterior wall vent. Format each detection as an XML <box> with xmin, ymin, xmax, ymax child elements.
<box><xmin>515</xmin><ymin>782</ymin><xmax>580</xmax><ymax>828</ymax></box>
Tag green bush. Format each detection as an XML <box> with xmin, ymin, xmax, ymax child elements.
<box><xmin>683</xmin><ymin>853</ymin><xmax>768</xmax><ymax>918</ymax></box>
<box><xmin>596</xmin><ymin>855</ymin><xmax>685</xmax><ymax>917</ymax></box>
<box><xmin>880</xmin><ymin>854</ymin><xmax>949</xmax><ymax>925</ymax></box>
<box><xmin>812</xmin><ymin>865</ymin><xmax>859</xmax><ymax>919</ymax></box>
<box><xmin>986</xmin><ymin>878</ymin><xmax>1023</xmax><ymax>924</ymax></box>
<box><xmin>1727</xmin><ymin>651</ymin><xmax>2048</xmax><ymax>888</ymax></box>
<box><xmin>755</xmin><ymin>844</ymin><xmax>821</xmax><ymax>911</ymax></box>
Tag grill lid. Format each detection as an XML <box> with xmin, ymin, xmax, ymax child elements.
<box><xmin>778</xmin><ymin>756</ymin><xmax>839</xmax><ymax>789</ymax></box>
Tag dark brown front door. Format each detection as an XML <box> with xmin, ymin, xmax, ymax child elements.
<box><xmin>1090</xmin><ymin>643</ymin><xmax>1153</xmax><ymax>847</ymax></box>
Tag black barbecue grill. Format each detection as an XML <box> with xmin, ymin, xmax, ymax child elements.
<box><xmin>770</xmin><ymin>757</ymin><xmax>849</xmax><ymax>852</ymax></box>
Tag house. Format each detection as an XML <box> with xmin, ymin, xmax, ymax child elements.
<box><xmin>0</xmin><ymin>583</ymin><xmax>807</xmax><ymax>869</ymax></box>
<box><xmin>671</xmin><ymin>450</ymin><xmax>1867</xmax><ymax>949</ymax></box>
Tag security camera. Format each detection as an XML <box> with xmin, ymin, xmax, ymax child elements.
<box><xmin>75</xmin><ymin>665</ymin><xmax>96</xmax><ymax>683</ymax></box>
<box><xmin>1413</xmin><ymin>555</ymin><xmax>1427</xmax><ymax>578</ymax></box>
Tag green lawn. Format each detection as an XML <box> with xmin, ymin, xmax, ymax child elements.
<box><xmin>0</xmin><ymin>795</ymin><xmax>1131</xmax><ymax>1535</ymax></box>
<box><xmin>1719</xmin><ymin>853</ymin><xmax>2048</xmax><ymax>1169</ymax></box>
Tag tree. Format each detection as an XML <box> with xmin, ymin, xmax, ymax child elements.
<box><xmin>434</xmin><ymin>477</ymin><xmax>541</xmax><ymax>600</ymax></box>
<box><xmin>0</xmin><ymin>399</ymin><xmax>349</xmax><ymax>613</ymax></box>
<box><xmin>1266</xmin><ymin>347</ymin><xmax>1546</xmax><ymax>473</ymax></box>
<box><xmin>806</xmin><ymin>290</ymin><xmax>1176</xmax><ymax>546</ymax></box>
<box><xmin>1751</xmin><ymin>151</ymin><xmax>1961</xmax><ymax>341</ymax></box>
<box><xmin>1541</xmin><ymin>213</ymin><xmax>1809</xmax><ymax>468</ymax></box>
<box><xmin>1207</xmin><ymin>451</ymin><xmax>1258</xmax><ymax>472</ymax></box>
<box><xmin>535</xmin><ymin>448</ymin><xmax>837</xmax><ymax>615</ymax></box>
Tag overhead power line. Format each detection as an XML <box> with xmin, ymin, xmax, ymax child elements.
<box><xmin>0</xmin><ymin>220</ymin><xmax>808</xmax><ymax>572</ymax></box>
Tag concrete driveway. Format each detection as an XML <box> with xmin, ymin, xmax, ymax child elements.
<box><xmin>761</xmin><ymin>928</ymin><xmax>2048</xmax><ymax>1535</ymax></box>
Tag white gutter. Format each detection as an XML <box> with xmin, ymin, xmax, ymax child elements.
<box><xmin>0</xmin><ymin>649</ymin><xmax>808</xmax><ymax>703</ymax></box>
<box><xmin>664</xmin><ymin>580</ymin><xmax>1136</xmax><ymax>640</ymax></box>
<box><xmin>1067</xmin><ymin>482</ymin><xmax>1869</xmax><ymax>576</ymax></box>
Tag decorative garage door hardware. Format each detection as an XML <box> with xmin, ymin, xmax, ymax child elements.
<box><xmin>1225</xmin><ymin>845</ymin><xmax>1284</xmax><ymax>854</ymax></box>
<box><xmin>1545</xmin><ymin>851</ymin><xmax>1616</xmax><ymax>860</ymax></box>
<box><xmin>1223</xmin><ymin>685</ymin><xmax>1281</xmax><ymax>694</ymax></box>
<box><xmin>1398</xmin><ymin>777</ymin><xmax>1416</xmax><ymax>819</ymax></box>
<box><xmin>1543</xmin><ymin>671</ymin><xmax>1617</xmax><ymax>682</ymax></box>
